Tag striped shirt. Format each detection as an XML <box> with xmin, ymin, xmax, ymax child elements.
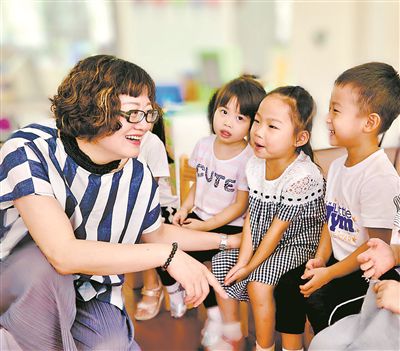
<box><xmin>0</xmin><ymin>120</ymin><xmax>161</xmax><ymax>310</ymax></box>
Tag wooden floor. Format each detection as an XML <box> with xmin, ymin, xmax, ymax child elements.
<box><xmin>123</xmin><ymin>279</ymin><xmax>282</xmax><ymax>351</ymax></box>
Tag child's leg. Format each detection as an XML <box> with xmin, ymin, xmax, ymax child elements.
<box><xmin>275</xmin><ymin>265</ymin><xmax>307</xmax><ymax>351</ymax></box>
<box><xmin>206</xmin><ymin>294</ymin><xmax>242</xmax><ymax>350</ymax></box>
<box><xmin>306</xmin><ymin>268</ymin><xmax>368</xmax><ymax>334</ymax></box>
<box><xmin>248</xmin><ymin>281</ymin><xmax>276</xmax><ymax>349</ymax></box>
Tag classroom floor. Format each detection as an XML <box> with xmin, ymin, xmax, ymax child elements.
<box><xmin>122</xmin><ymin>279</ymin><xmax>283</xmax><ymax>351</ymax></box>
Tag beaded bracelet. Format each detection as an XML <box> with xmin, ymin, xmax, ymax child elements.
<box><xmin>161</xmin><ymin>242</ymin><xmax>178</xmax><ymax>271</ymax></box>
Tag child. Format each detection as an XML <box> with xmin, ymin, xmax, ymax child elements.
<box><xmin>172</xmin><ymin>76</ymin><xmax>266</xmax><ymax>347</ymax></box>
<box><xmin>135</xmin><ymin>112</ymin><xmax>186</xmax><ymax>320</ymax></box>
<box><xmin>300</xmin><ymin>62</ymin><xmax>400</xmax><ymax>335</ymax></box>
<box><xmin>211</xmin><ymin>86</ymin><xmax>326</xmax><ymax>351</ymax></box>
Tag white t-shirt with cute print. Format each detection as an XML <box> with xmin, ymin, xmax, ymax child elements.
<box><xmin>189</xmin><ymin>135</ymin><xmax>253</xmax><ymax>227</ymax></box>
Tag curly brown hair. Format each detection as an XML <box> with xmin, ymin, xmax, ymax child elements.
<box><xmin>50</xmin><ymin>55</ymin><xmax>156</xmax><ymax>140</ymax></box>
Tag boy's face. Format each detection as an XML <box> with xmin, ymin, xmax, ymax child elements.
<box><xmin>326</xmin><ymin>84</ymin><xmax>367</xmax><ymax>148</ymax></box>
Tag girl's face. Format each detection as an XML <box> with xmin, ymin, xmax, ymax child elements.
<box><xmin>90</xmin><ymin>93</ymin><xmax>154</xmax><ymax>163</ymax></box>
<box><xmin>251</xmin><ymin>94</ymin><xmax>297</xmax><ymax>160</ymax></box>
<box><xmin>213</xmin><ymin>97</ymin><xmax>251</xmax><ymax>145</ymax></box>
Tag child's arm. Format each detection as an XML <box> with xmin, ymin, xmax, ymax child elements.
<box><xmin>182</xmin><ymin>190</ymin><xmax>248</xmax><ymax>231</ymax></box>
<box><xmin>300</xmin><ymin>228</ymin><xmax>392</xmax><ymax>297</ymax></box>
<box><xmin>304</xmin><ymin>223</ymin><xmax>332</xmax><ymax>270</ymax></box>
<box><xmin>224</xmin><ymin>212</ymin><xmax>253</xmax><ymax>285</ymax></box>
<box><xmin>225</xmin><ymin>216</ymin><xmax>289</xmax><ymax>284</ymax></box>
<box><xmin>172</xmin><ymin>182</ymin><xmax>196</xmax><ymax>226</ymax></box>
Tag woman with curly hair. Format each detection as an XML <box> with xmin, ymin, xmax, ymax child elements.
<box><xmin>0</xmin><ymin>55</ymin><xmax>239</xmax><ymax>350</ymax></box>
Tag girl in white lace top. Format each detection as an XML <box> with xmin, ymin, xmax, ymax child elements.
<box><xmin>211</xmin><ymin>86</ymin><xmax>326</xmax><ymax>351</ymax></box>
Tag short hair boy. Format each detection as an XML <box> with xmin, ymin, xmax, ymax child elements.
<box><xmin>300</xmin><ymin>62</ymin><xmax>400</xmax><ymax>334</ymax></box>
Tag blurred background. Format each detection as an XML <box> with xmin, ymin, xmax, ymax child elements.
<box><xmin>1</xmin><ymin>0</ymin><xmax>399</xmax><ymax>152</ymax></box>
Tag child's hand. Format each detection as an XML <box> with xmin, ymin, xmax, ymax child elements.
<box><xmin>300</xmin><ymin>267</ymin><xmax>331</xmax><ymax>297</ymax></box>
<box><xmin>373</xmin><ymin>280</ymin><xmax>400</xmax><ymax>314</ymax></box>
<box><xmin>224</xmin><ymin>263</ymin><xmax>250</xmax><ymax>285</ymax></box>
<box><xmin>304</xmin><ymin>257</ymin><xmax>325</xmax><ymax>272</ymax></box>
<box><xmin>182</xmin><ymin>218</ymin><xmax>207</xmax><ymax>231</ymax></box>
<box><xmin>357</xmin><ymin>238</ymin><xmax>396</xmax><ymax>279</ymax></box>
<box><xmin>172</xmin><ymin>208</ymin><xmax>189</xmax><ymax>226</ymax></box>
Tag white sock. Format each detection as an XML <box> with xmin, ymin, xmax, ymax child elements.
<box><xmin>282</xmin><ymin>348</ymin><xmax>303</xmax><ymax>351</ymax></box>
<box><xmin>206</xmin><ymin>306</ymin><xmax>222</xmax><ymax>323</ymax></box>
<box><xmin>166</xmin><ymin>282</ymin><xmax>184</xmax><ymax>305</ymax></box>
<box><xmin>256</xmin><ymin>342</ymin><xmax>275</xmax><ymax>351</ymax></box>
<box><xmin>222</xmin><ymin>322</ymin><xmax>242</xmax><ymax>341</ymax></box>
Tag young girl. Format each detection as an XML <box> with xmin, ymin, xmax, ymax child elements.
<box><xmin>211</xmin><ymin>86</ymin><xmax>326</xmax><ymax>351</ymax></box>
<box><xmin>135</xmin><ymin>112</ymin><xmax>186</xmax><ymax>320</ymax></box>
<box><xmin>172</xmin><ymin>76</ymin><xmax>266</xmax><ymax>347</ymax></box>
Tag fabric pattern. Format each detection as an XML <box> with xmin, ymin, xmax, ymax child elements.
<box><xmin>212</xmin><ymin>152</ymin><xmax>325</xmax><ymax>301</ymax></box>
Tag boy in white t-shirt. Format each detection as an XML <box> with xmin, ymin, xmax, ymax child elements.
<box><xmin>299</xmin><ymin>62</ymin><xmax>400</xmax><ymax>335</ymax></box>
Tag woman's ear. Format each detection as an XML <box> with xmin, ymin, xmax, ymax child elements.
<box><xmin>295</xmin><ymin>130</ymin><xmax>310</xmax><ymax>147</ymax></box>
<box><xmin>364</xmin><ymin>113</ymin><xmax>381</xmax><ymax>133</ymax></box>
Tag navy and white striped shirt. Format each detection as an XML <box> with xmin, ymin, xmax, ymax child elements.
<box><xmin>0</xmin><ymin>120</ymin><xmax>161</xmax><ymax>309</ymax></box>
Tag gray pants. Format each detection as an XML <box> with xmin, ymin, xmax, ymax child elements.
<box><xmin>0</xmin><ymin>241</ymin><xmax>140</xmax><ymax>351</ymax></box>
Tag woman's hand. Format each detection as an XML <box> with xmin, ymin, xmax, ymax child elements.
<box><xmin>357</xmin><ymin>238</ymin><xmax>396</xmax><ymax>279</ymax></box>
<box><xmin>374</xmin><ymin>280</ymin><xmax>400</xmax><ymax>314</ymax></box>
<box><xmin>224</xmin><ymin>262</ymin><xmax>250</xmax><ymax>285</ymax></box>
<box><xmin>166</xmin><ymin>249</ymin><xmax>228</xmax><ymax>307</ymax></box>
<box><xmin>172</xmin><ymin>208</ymin><xmax>189</xmax><ymax>226</ymax></box>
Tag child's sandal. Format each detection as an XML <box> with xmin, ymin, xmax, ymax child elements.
<box><xmin>134</xmin><ymin>281</ymin><xmax>164</xmax><ymax>321</ymax></box>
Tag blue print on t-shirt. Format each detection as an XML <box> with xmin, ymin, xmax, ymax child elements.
<box><xmin>326</xmin><ymin>202</ymin><xmax>355</xmax><ymax>233</ymax></box>
<box><xmin>196</xmin><ymin>164</ymin><xmax>236</xmax><ymax>192</ymax></box>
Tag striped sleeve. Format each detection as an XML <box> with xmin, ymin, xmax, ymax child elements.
<box><xmin>141</xmin><ymin>176</ymin><xmax>161</xmax><ymax>234</ymax></box>
<box><xmin>0</xmin><ymin>141</ymin><xmax>54</xmax><ymax>208</ymax></box>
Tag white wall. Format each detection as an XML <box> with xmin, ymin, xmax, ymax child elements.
<box><xmin>288</xmin><ymin>1</ymin><xmax>399</xmax><ymax>149</ymax></box>
<box><xmin>115</xmin><ymin>1</ymin><xmax>237</xmax><ymax>83</ymax></box>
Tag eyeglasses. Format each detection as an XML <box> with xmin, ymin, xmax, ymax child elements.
<box><xmin>119</xmin><ymin>109</ymin><xmax>159</xmax><ymax>124</ymax></box>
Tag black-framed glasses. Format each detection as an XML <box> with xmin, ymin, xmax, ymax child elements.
<box><xmin>119</xmin><ymin>109</ymin><xmax>159</xmax><ymax>124</ymax></box>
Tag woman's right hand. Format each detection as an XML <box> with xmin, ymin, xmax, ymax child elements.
<box><xmin>172</xmin><ymin>208</ymin><xmax>189</xmax><ymax>226</ymax></box>
<box><xmin>167</xmin><ymin>249</ymin><xmax>228</xmax><ymax>307</ymax></box>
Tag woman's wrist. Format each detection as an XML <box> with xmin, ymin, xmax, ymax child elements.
<box><xmin>161</xmin><ymin>242</ymin><xmax>178</xmax><ymax>271</ymax></box>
